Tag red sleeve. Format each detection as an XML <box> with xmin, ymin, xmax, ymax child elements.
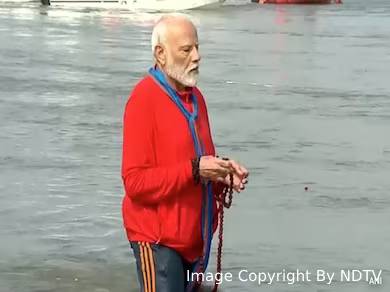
<box><xmin>121</xmin><ymin>89</ymin><xmax>193</xmax><ymax>205</ymax></box>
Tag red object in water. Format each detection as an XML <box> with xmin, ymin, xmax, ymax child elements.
<box><xmin>259</xmin><ymin>0</ymin><xmax>342</xmax><ymax>4</ymax></box>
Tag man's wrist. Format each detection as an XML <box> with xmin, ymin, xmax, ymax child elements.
<box><xmin>191</xmin><ymin>156</ymin><xmax>201</xmax><ymax>184</ymax></box>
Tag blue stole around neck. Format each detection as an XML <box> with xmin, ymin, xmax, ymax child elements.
<box><xmin>149</xmin><ymin>67</ymin><xmax>214</xmax><ymax>291</ymax></box>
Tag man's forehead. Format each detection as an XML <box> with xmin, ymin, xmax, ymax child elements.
<box><xmin>165</xmin><ymin>21</ymin><xmax>198</xmax><ymax>42</ymax></box>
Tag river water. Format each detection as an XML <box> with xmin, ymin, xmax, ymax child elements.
<box><xmin>0</xmin><ymin>0</ymin><xmax>389</xmax><ymax>291</ymax></box>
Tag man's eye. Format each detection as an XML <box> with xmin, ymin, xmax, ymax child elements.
<box><xmin>183</xmin><ymin>48</ymin><xmax>191</xmax><ymax>53</ymax></box>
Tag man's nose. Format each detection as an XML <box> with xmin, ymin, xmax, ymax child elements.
<box><xmin>191</xmin><ymin>46</ymin><xmax>201</xmax><ymax>63</ymax></box>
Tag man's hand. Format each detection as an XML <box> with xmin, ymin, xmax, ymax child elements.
<box><xmin>199</xmin><ymin>156</ymin><xmax>249</xmax><ymax>193</ymax></box>
<box><xmin>227</xmin><ymin>158</ymin><xmax>249</xmax><ymax>180</ymax></box>
<box><xmin>219</xmin><ymin>158</ymin><xmax>249</xmax><ymax>193</ymax></box>
<box><xmin>199</xmin><ymin>156</ymin><xmax>234</xmax><ymax>182</ymax></box>
<box><xmin>220</xmin><ymin>172</ymin><xmax>248</xmax><ymax>193</ymax></box>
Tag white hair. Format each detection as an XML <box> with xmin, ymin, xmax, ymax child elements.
<box><xmin>151</xmin><ymin>13</ymin><xmax>196</xmax><ymax>54</ymax></box>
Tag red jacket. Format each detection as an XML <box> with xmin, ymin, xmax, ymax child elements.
<box><xmin>121</xmin><ymin>74</ymin><xmax>221</xmax><ymax>263</ymax></box>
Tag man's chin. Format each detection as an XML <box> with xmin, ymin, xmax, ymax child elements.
<box><xmin>185</xmin><ymin>74</ymin><xmax>199</xmax><ymax>87</ymax></box>
<box><xmin>178</xmin><ymin>75</ymin><xmax>198</xmax><ymax>88</ymax></box>
<box><xmin>184</xmin><ymin>79</ymin><xmax>198</xmax><ymax>87</ymax></box>
<box><xmin>166</xmin><ymin>70</ymin><xmax>198</xmax><ymax>87</ymax></box>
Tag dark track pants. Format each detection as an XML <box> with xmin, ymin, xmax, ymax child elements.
<box><xmin>130</xmin><ymin>241</ymin><xmax>195</xmax><ymax>292</ymax></box>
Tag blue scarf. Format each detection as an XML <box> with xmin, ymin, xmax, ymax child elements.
<box><xmin>149</xmin><ymin>67</ymin><xmax>214</xmax><ymax>291</ymax></box>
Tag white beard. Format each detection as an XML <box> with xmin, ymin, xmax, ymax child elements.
<box><xmin>165</xmin><ymin>62</ymin><xmax>199</xmax><ymax>88</ymax></box>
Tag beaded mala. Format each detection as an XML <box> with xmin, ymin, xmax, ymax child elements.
<box><xmin>191</xmin><ymin>156</ymin><xmax>235</xmax><ymax>292</ymax></box>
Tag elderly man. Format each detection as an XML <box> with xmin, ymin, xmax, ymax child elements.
<box><xmin>121</xmin><ymin>14</ymin><xmax>249</xmax><ymax>292</ymax></box>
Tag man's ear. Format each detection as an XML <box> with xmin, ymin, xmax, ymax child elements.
<box><xmin>154</xmin><ymin>45</ymin><xmax>166</xmax><ymax>66</ymax></box>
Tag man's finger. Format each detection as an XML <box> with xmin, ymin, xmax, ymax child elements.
<box><xmin>215</xmin><ymin>167</ymin><xmax>230</xmax><ymax>179</ymax></box>
<box><xmin>216</xmin><ymin>159</ymin><xmax>233</xmax><ymax>170</ymax></box>
<box><xmin>240</xmin><ymin>165</ymin><xmax>249</xmax><ymax>177</ymax></box>
<box><xmin>209</xmin><ymin>158</ymin><xmax>231</xmax><ymax>173</ymax></box>
<box><xmin>229</xmin><ymin>160</ymin><xmax>244</xmax><ymax>176</ymax></box>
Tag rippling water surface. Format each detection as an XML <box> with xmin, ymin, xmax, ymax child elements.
<box><xmin>1</xmin><ymin>0</ymin><xmax>390</xmax><ymax>291</ymax></box>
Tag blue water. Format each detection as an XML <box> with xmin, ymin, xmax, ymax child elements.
<box><xmin>0</xmin><ymin>0</ymin><xmax>389</xmax><ymax>291</ymax></box>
